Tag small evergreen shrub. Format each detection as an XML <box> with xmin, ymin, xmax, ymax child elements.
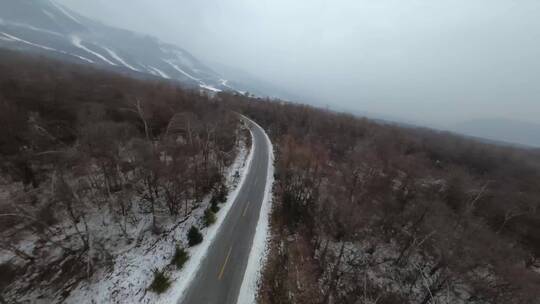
<box><xmin>187</xmin><ymin>226</ymin><xmax>203</xmax><ymax>247</ymax></box>
<box><xmin>203</xmin><ymin>208</ymin><xmax>216</xmax><ymax>227</ymax></box>
<box><xmin>0</xmin><ymin>262</ymin><xmax>17</xmax><ymax>290</ymax></box>
<box><xmin>171</xmin><ymin>246</ymin><xmax>189</xmax><ymax>269</ymax></box>
<box><xmin>149</xmin><ymin>268</ymin><xmax>171</xmax><ymax>294</ymax></box>
<box><xmin>210</xmin><ymin>183</ymin><xmax>228</xmax><ymax>206</ymax></box>
<box><xmin>216</xmin><ymin>184</ymin><xmax>229</xmax><ymax>203</ymax></box>
<box><xmin>210</xmin><ymin>199</ymin><xmax>220</xmax><ymax>213</ymax></box>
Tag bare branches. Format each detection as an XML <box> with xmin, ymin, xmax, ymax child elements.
<box><xmin>134</xmin><ymin>98</ymin><xmax>151</xmax><ymax>141</ymax></box>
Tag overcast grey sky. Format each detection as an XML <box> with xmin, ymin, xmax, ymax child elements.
<box><xmin>59</xmin><ymin>0</ymin><xmax>540</xmax><ymax>126</ymax></box>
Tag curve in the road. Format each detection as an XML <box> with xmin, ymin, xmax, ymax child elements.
<box><xmin>179</xmin><ymin>117</ymin><xmax>272</xmax><ymax>304</ymax></box>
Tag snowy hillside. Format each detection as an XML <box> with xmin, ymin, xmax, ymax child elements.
<box><xmin>0</xmin><ymin>0</ymin><xmax>236</xmax><ymax>93</ymax></box>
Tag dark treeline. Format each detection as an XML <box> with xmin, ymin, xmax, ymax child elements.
<box><xmin>221</xmin><ymin>94</ymin><xmax>540</xmax><ymax>303</ymax></box>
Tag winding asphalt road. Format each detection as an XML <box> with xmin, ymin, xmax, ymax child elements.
<box><xmin>179</xmin><ymin>117</ymin><xmax>271</xmax><ymax>304</ymax></box>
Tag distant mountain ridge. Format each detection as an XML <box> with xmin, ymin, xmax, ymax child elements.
<box><xmin>0</xmin><ymin>0</ymin><xmax>240</xmax><ymax>93</ymax></box>
<box><xmin>449</xmin><ymin>118</ymin><xmax>540</xmax><ymax>148</ymax></box>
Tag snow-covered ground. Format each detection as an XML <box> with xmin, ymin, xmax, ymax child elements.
<box><xmin>159</xmin><ymin>126</ymin><xmax>255</xmax><ymax>304</ymax></box>
<box><xmin>237</xmin><ymin>117</ymin><xmax>275</xmax><ymax>304</ymax></box>
<box><xmin>63</xmin><ymin>133</ymin><xmax>254</xmax><ymax>304</ymax></box>
<box><xmin>147</xmin><ymin>66</ymin><xmax>170</xmax><ymax>79</ymax></box>
<box><xmin>71</xmin><ymin>36</ymin><xmax>117</xmax><ymax>65</ymax></box>
<box><xmin>50</xmin><ymin>0</ymin><xmax>83</xmax><ymax>25</ymax></box>
<box><xmin>103</xmin><ymin>47</ymin><xmax>140</xmax><ymax>71</ymax></box>
<box><xmin>164</xmin><ymin>59</ymin><xmax>200</xmax><ymax>82</ymax></box>
<box><xmin>0</xmin><ymin>31</ymin><xmax>94</xmax><ymax>63</ymax></box>
<box><xmin>199</xmin><ymin>84</ymin><xmax>222</xmax><ymax>93</ymax></box>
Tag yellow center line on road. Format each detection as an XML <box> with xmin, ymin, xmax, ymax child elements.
<box><xmin>242</xmin><ymin>201</ymin><xmax>250</xmax><ymax>217</ymax></box>
<box><xmin>218</xmin><ymin>246</ymin><xmax>233</xmax><ymax>280</ymax></box>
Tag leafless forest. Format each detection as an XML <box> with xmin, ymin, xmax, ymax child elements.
<box><xmin>0</xmin><ymin>50</ymin><xmax>245</xmax><ymax>302</ymax></box>
<box><xmin>0</xmin><ymin>49</ymin><xmax>539</xmax><ymax>303</ymax></box>
<box><xmin>224</xmin><ymin>96</ymin><xmax>540</xmax><ymax>303</ymax></box>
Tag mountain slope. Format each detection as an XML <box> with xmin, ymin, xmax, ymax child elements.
<box><xmin>0</xmin><ymin>0</ymin><xmax>234</xmax><ymax>92</ymax></box>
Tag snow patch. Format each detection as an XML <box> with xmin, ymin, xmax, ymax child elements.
<box><xmin>160</xmin><ymin>47</ymin><xmax>196</xmax><ymax>69</ymax></box>
<box><xmin>102</xmin><ymin>47</ymin><xmax>140</xmax><ymax>71</ymax></box>
<box><xmin>147</xmin><ymin>66</ymin><xmax>170</xmax><ymax>79</ymax></box>
<box><xmin>237</xmin><ymin>117</ymin><xmax>275</xmax><ymax>304</ymax></box>
<box><xmin>0</xmin><ymin>34</ymin><xmax>13</xmax><ymax>42</ymax></box>
<box><xmin>65</xmin><ymin>53</ymin><xmax>93</xmax><ymax>63</ymax></box>
<box><xmin>146</xmin><ymin>67</ymin><xmax>159</xmax><ymax>77</ymax></box>
<box><xmin>164</xmin><ymin>60</ymin><xmax>200</xmax><ymax>82</ymax></box>
<box><xmin>42</xmin><ymin>9</ymin><xmax>57</xmax><ymax>21</ymax></box>
<box><xmin>199</xmin><ymin>84</ymin><xmax>222</xmax><ymax>92</ymax></box>
<box><xmin>220</xmin><ymin>79</ymin><xmax>235</xmax><ymax>90</ymax></box>
<box><xmin>50</xmin><ymin>0</ymin><xmax>82</xmax><ymax>25</ymax></box>
<box><xmin>72</xmin><ymin>36</ymin><xmax>117</xmax><ymax>65</ymax></box>
<box><xmin>1</xmin><ymin>32</ymin><xmax>95</xmax><ymax>64</ymax></box>
<box><xmin>1</xmin><ymin>20</ymin><xmax>63</xmax><ymax>37</ymax></box>
<box><xmin>2</xmin><ymin>32</ymin><xmax>56</xmax><ymax>51</ymax></box>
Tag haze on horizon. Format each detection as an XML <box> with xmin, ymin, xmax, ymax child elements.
<box><xmin>59</xmin><ymin>0</ymin><xmax>540</xmax><ymax>128</ymax></box>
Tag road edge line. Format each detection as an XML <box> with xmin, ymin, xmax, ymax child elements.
<box><xmin>236</xmin><ymin>116</ymin><xmax>275</xmax><ymax>304</ymax></box>
<box><xmin>167</xmin><ymin>118</ymin><xmax>256</xmax><ymax>304</ymax></box>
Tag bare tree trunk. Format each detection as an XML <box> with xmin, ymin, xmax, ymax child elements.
<box><xmin>323</xmin><ymin>242</ymin><xmax>345</xmax><ymax>304</ymax></box>
<box><xmin>135</xmin><ymin>98</ymin><xmax>151</xmax><ymax>141</ymax></box>
<box><xmin>420</xmin><ymin>276</ymin><xmax>448</xmax><ymax>304</ymax></box>
<box><xmin>319</xmin><ymin>239</ymin><xmax>330</xmax><ymax>267</ymax></box>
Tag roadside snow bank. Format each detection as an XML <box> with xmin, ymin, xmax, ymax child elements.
<box><xmin>237</xmin><ymin>117</ymin><xmax>275</xmax><ymax>304</ymax></box>
<box><xmin>161</xmin><ymin>124</ymin><xmax>255</xmax><ymax>304</ymax></box>
<box><xmin>64</xmin><ymin>125</ymin><xmax>253</xmax><ymax>304</ymax></box>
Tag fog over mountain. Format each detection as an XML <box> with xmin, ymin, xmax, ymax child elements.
<box><xmin>58</xmin><ymin>0</ymin><xmax>540</xmax><ymax>146</ymax></box>
<box><xmin>0</xmin><ymin>0</ymin><xmax>248</xmax><ymax>93</ymax></box>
